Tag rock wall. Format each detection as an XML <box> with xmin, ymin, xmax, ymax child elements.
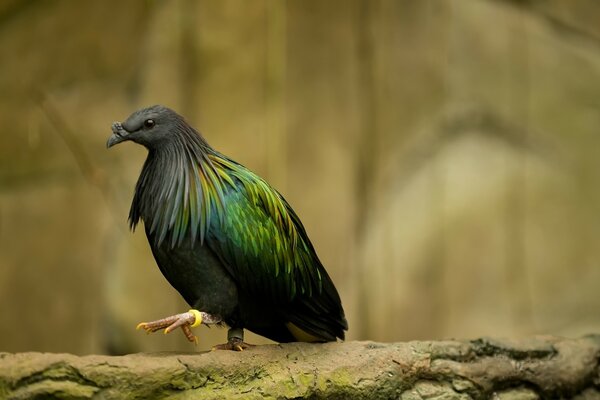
<box><xmin>0</xmin><ymin>1</ymin><xmax>599</xmax><ymax>354</ymax></box>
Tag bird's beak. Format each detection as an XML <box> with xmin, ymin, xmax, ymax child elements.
<box><xmin>106</xmin><ymin>122</ymin><xmax>128</xmax><ymax>148</ymax></box>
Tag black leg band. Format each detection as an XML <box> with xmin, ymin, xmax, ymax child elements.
<box><xmin>227</xmin><ymin>327</ymin><xmax>244</xmax><ymax>341</ymax></box>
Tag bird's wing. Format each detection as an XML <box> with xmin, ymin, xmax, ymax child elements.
<box><xmin>205</xmin><ymin>156</ymin><xmax>346</xmax><ymax>340</ymax></box>
<box><xmin>207</xmin><ymin>181</ymin><xmax>322</xmax><ymax>302</ymax></box>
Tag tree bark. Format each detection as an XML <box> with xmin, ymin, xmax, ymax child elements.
<box><xmin>0</xmin><ymin>336</ymin><xmax>598</xmax><ymax>399</ymax></box>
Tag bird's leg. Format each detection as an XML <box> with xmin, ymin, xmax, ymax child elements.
<box><xmin>136</xmin><ymin>309</ymin><xmax>222</xmax><ymax>344</ymax></box>
<box><xmin>212</xmin><ymin>327</ymin><xmax>255</xmax><ymax>352</ymax></box>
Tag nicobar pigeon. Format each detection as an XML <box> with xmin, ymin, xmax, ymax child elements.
<box><xmin>107</xmin><ymin>105</ymin><xmax>348</xmax><ymax>350</ymax></box>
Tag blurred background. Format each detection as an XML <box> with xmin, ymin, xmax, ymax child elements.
<box><xmin>1</xmin><ymin>0</ymin><xmax>599</xmax><ymax>355</ymax></box>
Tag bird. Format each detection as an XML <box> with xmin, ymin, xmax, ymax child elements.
<box><xmin>107</xmin><ymin>105</ymin><xmax>348</xmax><ymax>350</ymax></box>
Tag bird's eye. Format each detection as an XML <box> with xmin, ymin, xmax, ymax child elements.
<box><xmin>144</xmin><ymin>119</ymin><xmax>155</xmax><ymax>129</ymax></box>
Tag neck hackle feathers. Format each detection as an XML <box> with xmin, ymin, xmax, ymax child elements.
<box><xmin>128</xmin><ymin>108</ymin><xmax>297</xmax><ymax>255</ymax></box>
<box><xmin>129</xmin><ymin>120</ymin><xmax>225</xmax><ymax>248</ymax></box>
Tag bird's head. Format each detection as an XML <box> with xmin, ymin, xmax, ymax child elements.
<box><xmin>106</xmin><ymin>105</ymin><xmax>184</xmax><ymax>150</ymax></box>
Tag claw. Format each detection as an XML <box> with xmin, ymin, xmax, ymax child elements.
<box><xmin>182</xmin><ymin>325</ymin><xmax>198</xmax><ymax>345</ymax></box>
<box><xmin>135</xmin><ymin>310</ymin><xmax>201</xmax><ymax>343</ymax></box>
<box><xmin>212</xmin><ymin>337</ymin><xmax>254</xmax><ymax>352</ymax></box>
<box><xmin>135</xmin><ymin>310</ymin><xmax>221</xmax><ymax>344</ymax></box>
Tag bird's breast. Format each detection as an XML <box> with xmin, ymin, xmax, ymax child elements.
<box><xmin>146</xmin><ymin>227</ymin><xmax>239</xmax><ymax>318</ymax></box>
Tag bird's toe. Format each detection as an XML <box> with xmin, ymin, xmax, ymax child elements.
<box><xmin>212</xmin><ymin>338</ymin><xmax>254</xmax><ymax>352</ymax></box>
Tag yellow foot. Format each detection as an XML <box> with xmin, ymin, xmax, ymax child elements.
<box><xmin>212</xmin><ymin>337</ymin><xmax>254</xmax><ymax>352</ymax></box>
<box><xmin>136</xmin><ymin>309</ymin><xmax>207</xmax><ymax>344</ymax></box>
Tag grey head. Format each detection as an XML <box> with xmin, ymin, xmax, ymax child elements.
<box><xmin>106</xmin><ymin>105</ymin><xmax>186</xmax><ymax>149</ymax></box>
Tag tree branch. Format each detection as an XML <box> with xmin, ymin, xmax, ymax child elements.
<box><xmin>0</xmin><ymin>336</ymin><xmax>598</xmax><ymax>399</ymax></box>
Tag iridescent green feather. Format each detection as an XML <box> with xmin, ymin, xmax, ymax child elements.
<box><xmin>144</xmin><ymin>145</ymin><xmax>323</xmax><ymax>301</ymax></box>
